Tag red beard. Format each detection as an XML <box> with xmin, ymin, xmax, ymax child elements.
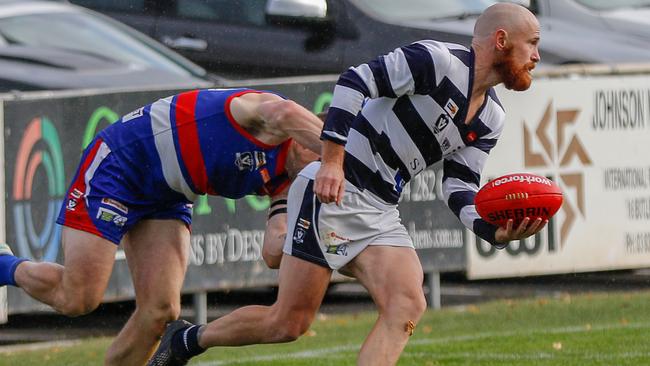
<box><xmin>494</xmin><ymin>46</ymin><xmax>534</xmax><ymax>91</ymax></box>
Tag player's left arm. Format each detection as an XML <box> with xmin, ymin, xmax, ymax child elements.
<box><xmin>442</xmin><ymin>143</ymin><xmax>503</xmax><ymax>246</ymax></box>
<box><xmin>443</xmin><ymin>141</ymin><xmax>546</xmax><ymax>247</ymax></box>
<box><xmin>495</xmin><ymin>217</ymin><xmax>547</xmax><ymax>243</ymax></box>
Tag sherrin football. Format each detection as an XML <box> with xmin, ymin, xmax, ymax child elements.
<box><xmin>475</xmin><ymin>173</ymin><xmax>563</xmax><ymax>228</ymax></box>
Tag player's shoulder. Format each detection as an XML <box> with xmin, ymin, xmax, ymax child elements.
<box><xmin>410</xmin><ymin>40</ymin><xmax>469</xmax><ymax>57</ymax></box>
<box><xmin>409</xmin><ymin>40</ymin><xmax>472</xmax><ymax>72</ymax></box>
<box><xmin>410</xmin><ymin>39</ymin><xmax>451</xmax><ymax>56</ymax></box>
<box><xmin>226</xmin><ymin>89</ymin><xmax>284</xmax><ymax>106</ymax></box>
<box><xmin>443</xmin><ymin>42</ymin><xmax>472</xmax><ymax>68</ymax></box>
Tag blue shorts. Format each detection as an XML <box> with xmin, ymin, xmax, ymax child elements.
<box><xmin>56</xmin><ymin>138</ymin><xmax>192</xmax><ymax>245</ymax></box>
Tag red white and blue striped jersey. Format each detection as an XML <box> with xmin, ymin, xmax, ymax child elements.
<box><xmin>321</xmin><ymin>40</ymin><xmax>505</xmax><ymax>245</ymax></box>
<box><xmin>98</xmin><ymin>88</ymin><xmax>291</xmax><ymax>202</ymax></box>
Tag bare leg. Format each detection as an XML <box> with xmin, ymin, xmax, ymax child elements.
<box><xmin>13</xmin><ymin>227</ymin><xmax>117</xmax><ymax>316</ymax></box>
<box><xmin>261</xmin><ymin>211</ymin><xmax>286</xmax><ymax>269</ymax></box>
<box><xmin>346</xmin><ymin>246</ymin><xmax>427</xmax><ymax>366</ymax></box>
<box><xmin>199</xmin><ymin>254</ymin><xmax>332</xmax><ymax>347</ymax></box>
<box><xmin>105</xmin><ymin>219</ymin><xmax>190</xmax><ymax>366</ymax></box>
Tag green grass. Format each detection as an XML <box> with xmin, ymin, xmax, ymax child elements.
<box><xmin>2</xmin><ymin>290</ymin><xmax>650</xmax><ymax>365</ymax></box>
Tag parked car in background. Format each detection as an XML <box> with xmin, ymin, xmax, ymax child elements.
<box><xmin>0</xmin><ymin>0</ymin><xmax>217</xmax><ymax>92</ymax></box>
<box><xmin>69</xmin><ymin>0</ymin><xmax>650</xmax><ymax>78</ymax></box>
<box><xmin>529</xmin><ymin>0</ymin><xmax>650</xmax><ymax>43</ymax></box>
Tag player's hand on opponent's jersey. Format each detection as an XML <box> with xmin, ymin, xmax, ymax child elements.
<box><xmin>494</xmin><ymin>217</ymin><xmax>547</xmax><ymax>243</ymax></box>
<box><xmin>314</xmin><ymin>162</ymin><xmax>345</xmax><ymax>205</ymax></box>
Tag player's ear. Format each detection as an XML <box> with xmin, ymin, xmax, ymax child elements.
<box><xmin>494</xmin><ymin>29</ymin><xmax>509</xmax><ymax>50</ymax></box>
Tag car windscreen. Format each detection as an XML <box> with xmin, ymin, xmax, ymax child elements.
<box><xmin>0</xmin><ymin>9</ymin><xmax>198</xmax><ymax>76</ymax></box>
<box><xmin>351</xmin><ymin>0</ymin><xmax>496</xmax><ymax>20</ymax></box>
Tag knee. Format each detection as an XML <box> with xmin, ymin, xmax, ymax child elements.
<box><xmin>270</xmin><ymin>310</ymin><xmax>314</xmax><ymax>342</ymax></box>
<box><xmin>410</xmin><ymin>291</ymin><xmax>428</xmax><ymax>318</ymax></box>
<box><xmin>146</xmin><ymin>301</ymin><xmax>182</xmax><ymax>333</ymax></box>
<box><xmin>404</xmin><ymin>288</ymin><xmax>427</xmax><ymax>317</ymax></box>
<box><xmin>59</xmin><ymin>294</ymin><xmax>103</xmax><ymax>317</ymax></box>
<box><xmin>262</xmin><ymin>250</ymin><xmax>281</xmax><ymax>269</ymax></box>
<box><xmin>126</xmin><ymin>300</ymin><xmax>182</xmax><ymax>337</ymax></box>
<box><xmin>379</xmin><ymin>287</ymin><xmax>427</xmax><ymax>319</ymax></box>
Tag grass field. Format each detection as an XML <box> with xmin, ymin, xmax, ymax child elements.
<box><xmin>2</xmin><ymin>289</ymin><xmax>650</xmax><ymax>365</ymax></box>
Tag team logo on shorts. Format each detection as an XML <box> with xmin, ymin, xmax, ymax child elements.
<box><xmin>293</xmin><ymin>217</ymin><xmax>311</xmax><ymax>244</ymax></box>
<box><xmin>66</xmin><ymin>189</ymin><xmax>83</xmax><ymax>211</ymax></box>
<box><xmin>66</xmin><ymin>199</ymin><xmax>78</xmax><ymax>211</ymax></box>
<box><xmin>293</xmin><ymin>227</ymin><xmax>306</xmax><ymax>244</ymax></box>
<box><xmin>97</xmin><ymin>207</ymin><xmax>127</xmax><ymax>227</ymax></box>
<box><xmin>101</xmin><ymin>198</ymin><xmax>129</xmax><ymax>214</ymax></box>
<box><xmin>297</xmin><ymin>218</ymin><xmax>311</xmax><ymax>230</ymax></box>
<box><xmin>326</xmin><ymin>244</ymin><xmax>349</xmax><ymax>256</ymax></box>
<box><xmin>322</xmin><ymin>230</ymin><xmax>351</xmax><ymax>249</ymax></box>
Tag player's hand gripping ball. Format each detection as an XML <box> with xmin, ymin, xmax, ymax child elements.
<box><xmin>475</xmin><ymin>173</ymin><xmax>563</xmax><ymax>228</ymax></box>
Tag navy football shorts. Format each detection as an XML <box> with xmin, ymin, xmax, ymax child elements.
<box><xmin>56</xmin><ymin>138</ymin><xmax>192</xmax><ymax>245</ymax></box>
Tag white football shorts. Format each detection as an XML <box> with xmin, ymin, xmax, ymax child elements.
<box><xmin>283</xmin><ymin>162</ymin><xmax>413</xmax><ymax>270</ymax></box>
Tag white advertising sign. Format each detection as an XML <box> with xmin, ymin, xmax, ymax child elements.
<box><xmin>468</xmin><ymin>74</ymin><xmax>650</xmax><ymax>278</ymax></box>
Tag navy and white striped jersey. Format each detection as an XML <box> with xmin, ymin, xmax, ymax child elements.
<box><xmin>321</xmin><ymin>40</ymin><xmax>505</xmax><ymax>245</ymax></box>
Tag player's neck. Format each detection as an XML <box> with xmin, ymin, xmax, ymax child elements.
<box><xmin>471</xmin><ymin>45</ymin><xmax>502</xmax><ymax>95</ymax></box>
<box><xmin>470</xmin><ymin>65</ymin><xmax>494</xmax><ymax>105</ymax></box>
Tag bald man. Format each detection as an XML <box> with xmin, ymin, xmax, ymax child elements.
<box><xmin>147</xmin><ymin>3</ymin><xmax>544</xmax><ymax>366</ymax></box>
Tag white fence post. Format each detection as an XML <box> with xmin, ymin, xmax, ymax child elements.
<box><xmin>0</xmin><ymin>287</ymin><xmax>7</xmax><ymax>324</ymax></box>
<box><xmin>0</xmin><ymin>101</ymin><xmax>6</xmax><ymax>324</ymax></box>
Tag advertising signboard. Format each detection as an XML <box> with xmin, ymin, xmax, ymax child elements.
<box><xmin>468</xmin><ymin>74</ymin><xmax>650</xmax><ymax>278</ymax></box>
<box><xmin>3</xmin><ymin>79</ymin><xmax>464</xmax><ymax>313</ymax></box>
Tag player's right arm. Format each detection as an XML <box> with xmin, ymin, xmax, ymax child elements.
<box><xmin>317</xmin><ymin>40</ymin><xmax>452</xmax><ymax>204</ymax></box>
<box><xmin>314</xmin><ymin>140</ymin><xmax>345</xmax><ymax>205</ymax></box>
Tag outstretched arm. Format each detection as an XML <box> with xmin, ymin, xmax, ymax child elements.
<box><xmin>257</xmin><ymin>98</ymin><xmax>323</xmax><ymax>155</ymax></box>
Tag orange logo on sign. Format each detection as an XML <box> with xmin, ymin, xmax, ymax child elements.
<box><xmin>523</xmin><ymin>101</ymin><xmax>592</xmax><ymax>247</ymax></box>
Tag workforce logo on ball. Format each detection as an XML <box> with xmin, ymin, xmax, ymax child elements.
<box><xmin>12</xmin><ymin>117</ymin><xmax>65</xmax><ymax>261</ymax></box>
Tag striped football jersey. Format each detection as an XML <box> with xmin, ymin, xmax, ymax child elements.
<box><xmin>322</xmin><ymin>40</ymin><xmax>505</xmax><ymax>245</ymax></box>
<box><xmin>97</xmin><ymin>88</ymin><xmax>291</xmax><ymax>202</ymax></box>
